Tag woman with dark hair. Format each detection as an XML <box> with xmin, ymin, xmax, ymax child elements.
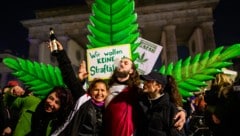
<box><xmin>137</xmin><ymin>72</ymin><xmax>186</xmax><ymax>136</ymax></box>
<box><xmin>104</xmin><ymin>58</ymin><xmax>186</xmax><ymax>136</ymax></box>
<box><xmin>54</xmin><ymin>78</ymin><xmax>109</xmax><ymax>136</ymax></box>
<box><xmin>4</xmin><ymin>86</ymin><xmax>74</xmax><ymax>136</ymax></box>
<box><xmin>165</xmin><ymin>75</ymin><xmax>184</xmax><ymax>108</ymax></box>
<box><xmin>49</xmin><ymin>41</ymin><xmax>110</xmax><ymax>136</ymax></box>
<box><xmin>49</xmin><ymin>40</ymin><xmax>185</xmax><ymax>136</ymax></box>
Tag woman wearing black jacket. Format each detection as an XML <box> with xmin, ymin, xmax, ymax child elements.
<box><xmin>136</xmin><ymin>72</ymin><xmax>186</xmax><ymax>136</ymax></box>
<box><xmin>50</xmin><ymin>41</ymin><xmax>109</xmax><ymax>136</ymax></box>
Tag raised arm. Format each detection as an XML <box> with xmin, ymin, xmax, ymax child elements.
<box><xmin>49</xmin><ymin>41</ymin><xmax>86</xmax><ymax>101</ymax></box>
<box><xmin>78</xmin><ymin>60</ymin><xmax>88</xmax><ymax>81</ymax></box>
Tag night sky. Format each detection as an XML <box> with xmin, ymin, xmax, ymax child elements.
<box><xmin>0</xmin><ymin>0</ymin><xmax>239</xmax><ymax>58</ymax></box>
<box><xmin>0</xmin><ymin>0</ymin><xmax>86</xmax><ymax>58</ymax></box>
<box><xmin>213</xmin><ymin>0</ymin><xmax>240</xmax><ymax>46</ymax></box>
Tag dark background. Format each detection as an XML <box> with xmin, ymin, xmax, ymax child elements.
<box><xmin>0</xmin><ymin>0</ymin><xmax>239</xmax><ymax>58</ymax></box>
<box><xmin>0</xmin><ymin>0</ymin><xmax>86</xmax><ymax>58</ymax></box>
<box><xmin>213</xmin><ymin>0</ymin><xmax>240</xmax><ymax>45</ymax></box>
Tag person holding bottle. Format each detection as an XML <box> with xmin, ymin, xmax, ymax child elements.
<box><xmin>49</xmin><ymin>40</ymin><xmax>110</xmax><ymax>136</ymax></box>
<box><xmin>49</xmin><ymin>40</ymin><xmax>186</xmax><ymax>136</ymax></box>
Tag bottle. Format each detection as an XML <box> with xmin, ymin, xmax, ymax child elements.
<box><xmin>49</xmin><ymin>27</ymin><xmax>58</xmax><ymax>54</ymax></box>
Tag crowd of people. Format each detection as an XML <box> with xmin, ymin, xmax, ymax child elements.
<box><xmin>0</xmin><ymin>80</ymin><xmax>74</xmax><ymax>136</ymax></box>
<box><xmin>185</xmin><ymin>72</ymin><xmax>240</xmax><ymax>136</ymax></box>
<box><xmin>1</xmin><ymin>40</ymin><xmax>240</xmax><ymax>136</ymax></box>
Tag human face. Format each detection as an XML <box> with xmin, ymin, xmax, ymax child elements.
<box><xmin>10</xmin><ymin>86</ymin><xmax>25</xmax><ymax>96</ymax></box>
<box><xmin>115</xmin><ymin>58</ymin><xmax>133</xmax><ymax>78</ymax></box>
<box><xmin>44</xmin><ymin>92</ymin><xmax>61</xmax><ymax>113</ymax></box>
<box><xmin>89</xmin><ymin>82</ymin><xmax>109</xmax><ymax>103</ymax></box>
<box><xmin>142</xmin><ymin>80</ymin><xmax>160</xmax><ymax>94</ymax></box>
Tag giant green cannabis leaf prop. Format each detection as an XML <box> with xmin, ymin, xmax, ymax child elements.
<box><xmin>3</xmin><ymin>57</ymin><xmax>65</xmax><ymax>99</ymax></box>
<box><xmin>3</xmin><ymin>44</ymin><xmax>240</xmax><ymax>99</ymax></box>
<box><xmin>86</xmin><ymin>0</ymin><xmax>140</xmax><ymax>61</ymax></box>
<box><xmin>158</xmin><ymin>44</ymin><xmax>240</xmax><ymax>98</ymax></box>
<box><xmin>3</xmin><ymin>0</ymin><xmax>240</xmax><ymax>100</ymax></box>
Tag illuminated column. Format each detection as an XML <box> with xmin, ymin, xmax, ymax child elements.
<box><xmin>188</xmin><ymin>28</ymin><xmax>204</xmax><ymax>56</ymax></box>
<box><xmin>160</xmin><ymin>31</ymin><xmax>167</xmax><ymax>65</ymax></box>
<box><xmin>162</xmin><ymin>25</ymin><xmax>178</xmax><ymax>63</ymax></box>
<box><xmin>200</xmin><ymin>21</ymin><xmax>216</xmax><ymax>51</ymax></box>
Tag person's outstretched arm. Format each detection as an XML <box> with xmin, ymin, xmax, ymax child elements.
<box><xmin>49</xmin><ymin>41</ymin><xmax>86</xmax><ymax>101</ymax></box>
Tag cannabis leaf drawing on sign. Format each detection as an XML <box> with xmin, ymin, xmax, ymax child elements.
<box><xmin>136</xmin><ymin>52</ymin><xmax>148</xmax><ymax>64</ymax></box>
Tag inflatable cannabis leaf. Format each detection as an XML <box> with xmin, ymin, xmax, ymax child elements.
<box><xmin>3</xmin><ymin>57</ymin><xmax>65</xmax><ymax>99</ymax></box>
<box><xmin>86</xmin><ymin>0</ymin><xmax>140</xmax><ymax>61</ymax></box>
<box><xmin>3</xmin><ymin>44</ymin><xmax>240</xmax><ymax>100</ymax></box>
<box><xmin>158</xmin><ymin>43</ymin><xmax>240</xmax><ymax>99</ymax></box>
<box><xmin>3</xmin><ymin>0</ymin><xmax>240</xmax><ymax>101</ymax></box>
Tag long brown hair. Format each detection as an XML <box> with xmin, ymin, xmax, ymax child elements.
<box><xmin>48</xmin><ymin>86</ymin><xmax>74</xmax><ymax>128</ymax></box>
<box><xmin>165</xmin><ymin>75</ymin><xmax>183</xmax><ymax>107</ymax></box>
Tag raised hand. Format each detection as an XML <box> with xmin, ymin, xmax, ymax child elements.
<box><xmin>78</xmin><ymin>60</ymin><xmax>88</xmax><ymax>81</ymax></box>
<box><xmin>47</xmin><ymin>40</ymin><xmax>64</xmax><ymax>51</ymax></box>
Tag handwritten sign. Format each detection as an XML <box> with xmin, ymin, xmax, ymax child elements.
<box><xmin>86</xmin><ymin>44</ymin><xmax>131</xmax><ymax>81</ymax></box>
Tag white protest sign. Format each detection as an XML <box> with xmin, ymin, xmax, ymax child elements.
<box><xmin>135</xmin><ymin>37</ymin><xmax>163</xmax><ymax>75</ymax></box>
<box><xmin>86</xmin><ymin>44</ymin><xmax>131</xmax><ymax>81</ymax></box>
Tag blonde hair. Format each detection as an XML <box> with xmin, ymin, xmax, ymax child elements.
<box><xmin>213</xmin><ymin>73</ymin><xmax>234</xmax><ymax>98</ymax></box>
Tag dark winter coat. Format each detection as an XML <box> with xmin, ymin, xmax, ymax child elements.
<box><xmin>0</xmin><ymin>93</ymin><xmax>10</xmax><ymax>134</ymax></box>
<box><xmin>136</xmin><ymin>93</ymin><xmax>185</xmax><ymax>136</ymax></box>
<box><xmin>52</xmin><ymin>50</ymin><xmax>104</xmax><ymax>136</ymax></box>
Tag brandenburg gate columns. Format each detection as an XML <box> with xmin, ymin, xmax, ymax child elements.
<box><xmin>162</xmin><ymin>25</ymin><xmax>178</xmax><ymax>63</ymax></box>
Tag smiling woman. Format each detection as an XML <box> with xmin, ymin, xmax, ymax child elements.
<box><xmin>3</xmin><ymin>86</ymin><xmax>74</xmax><ymax>136</ymax></box>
